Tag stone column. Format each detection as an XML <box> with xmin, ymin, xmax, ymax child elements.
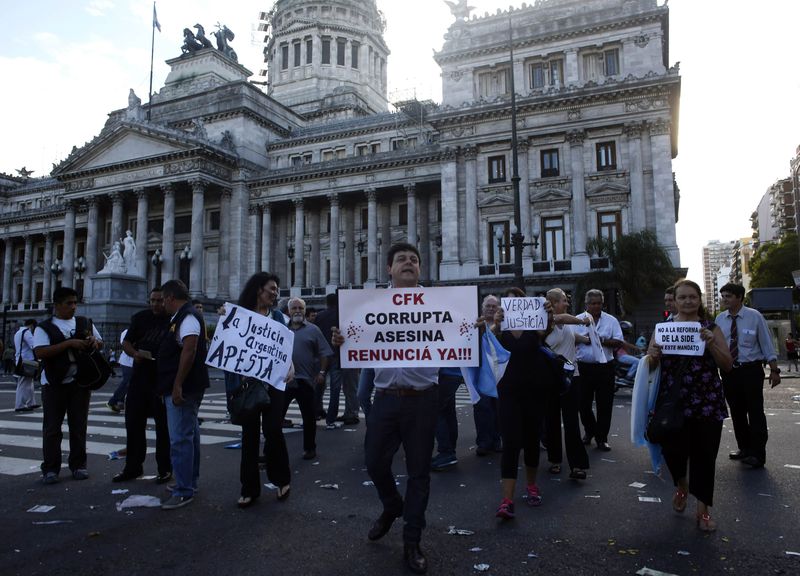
<box><xmin>260</xmin><ymin>201</ymin><xmax>271</xmax><ymax>273</ymax></box>
<box><xmin>218</xmin><ymin>189</ymin><xmax>232</xmax><ymax>299</ymax></box>
<box><xmin>85</xmin><ymin>198</ymin><xmax>98</xmax><ymax>298</ymax></box>
<box><xmin>463</xmin><ymin>148</ymin><xmax>479</xmax><ymax>263</ymax></box>
<box><xmin>134</xmin><ymin>188</ymin><xmax>149</xmax><ymax>277</ymax></box>
<box><xmin>251</xmin><ymin>205</ymin><xmax>262</xmax><ymax>273</ymax></box>
<box><xmin>308</xmin><ymin>207</ymin><xmax>320</xmax><ymax>286</ymax></box>
<box><xmin>1</xmin><ymin>238</ymin><xmax>12</xmax><ymax>305</ymax></box>
<box><xmin>229</xmin><ymin>169</ymin><xmax>250</xmax><ymax>299</ymax></box>
<box><xmin>293</xmin><ymin>198</ymin><xmax>305</xmax><ymax>288</ymax></box>
<box><xmin>365</xmin><ymin>189</ymin><xmax>378</xmax><ymax>284</ymax></box>
<box><xmin>189</xmin><ymin>179</ymin><xmax>205</xmax><ymax>297</ymax></box>
<box><xmin>63</xmin><ymin>202</ymin><xmax>76</xmax><ymax>288</ymax></box>
<box><xmin>439</xmin><ymin>151</ymin><xmax>459</xmax><ymax>280</ymax></box>
<box><xmin>110</xmin><ymin>192</ymin><xmax>125</xmax><ymax>248</ymax></box>
<box><xmin>418</xmin><ymin>195</ymin><xmax>430</xmax><ymax>281</ymax></box>
<box><xmin>625</xmin><ymin>123</ymin><xmax>646</xmax><ymax>233</ymax></box>
<box><xmin>343</xmin><ymin>203</ymin><xmax>354</xmax><ymax>285</ymax></box>
<box><xmin>161</xmin><ymin>183</ymin><xmax>175</xmax><ymax>282</ymax></box>
<box><xmin>378</xmin><ymin>201</ymin><xmax>390</xmax><ymax>283</ymax></box>
<box><xmin>568</xmin><ymin>130</ymin><xmax>589</xmax><ymax>271</ymax></box>
<box><xmin>405</xmin><ymin>183</ymin><xmax>418</xmax><ymax>247</ymax></box>
<box><xmin>428</xmin><ymin>195</ymin><xmax>440</xmax><ymax>282</ymax></box>
<box><xmin>649</xmin><ymin>119</ymin><xmax>680</xmax><ymax>266</ymax></box>
<box><xmin>517</xmin><ymin>140</ymin><xmax>533</xmax><ymax>261</ymax></box>
<box><xmin>43</xmin><ymin>233</ymin><xmax>53</xmax><ymax>303</ymax></box>
<box><xmin>22</xmin><ymin>235</ymin><xmax>32</xmax><ymax>305</ymax></box>
<box><xmin>328</xmin><ymin>194</ymin><xmax>340</xmax><ymax>286</ymax></box>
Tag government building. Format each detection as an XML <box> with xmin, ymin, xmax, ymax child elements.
<box><xmin>0</xmin><ymin>0</ymin><xmax>681</xmax><ymax>339</ymax></box>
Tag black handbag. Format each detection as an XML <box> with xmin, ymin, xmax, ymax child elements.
<box><xmin>228</xmin><ymin>377</ymin><xmax>270</xmax><ymax>425</ymax></box>
<box><xmin>75</xmin><ymin>348</ymin><xmax>113</xmax><ymax>391</ymax></box>
<box><xmin>645</xmin><ymin>358</ymin><xmax>689</xmax><ymax>444</ymax></box>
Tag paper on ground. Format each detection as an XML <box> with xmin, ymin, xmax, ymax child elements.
<box><xmin>115</xmin><ymin>495</ymin><xmax>162</xmax><ymax>511</ymax></box>
<box><xmin>27</xmin><ymin>505</ymin><xmax>55</xmax><ymax>513</ymax></box>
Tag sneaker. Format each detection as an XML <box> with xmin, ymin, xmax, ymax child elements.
<box><xmin>72</xmin><ymin>468</ymin><xmax>89</xmax><ymax>480</ymax></box>
<box><xmin>325</xmin><ymin>423</ymin><xmax>337</xmax><ymax>430</ymax></box>
<box><xmin>161</xmin><ymin>494</ymin><xmax>193</xmax><ymax>510</ymax></box>
<box><xmin>155</xmin><ymin>471</ymin><xmax>173</xmax><ymax>484</ymax></box>
<box><xmin>495</xmin><ymin>497</ymin><xmax>515</xmax><ymax>519</ymax></box>
<box><xmin>107</xmin><ymin>401</ymin><xmax>121</xmax><ymax>413</ymax></box>
<box><xmin>42</xmin><ymin>471</ymin><xmax>59</xmax><ymax>485</ymax></box>
<box><xmin>431</xmin><ymin>453</ymin><xmax>458</xmax><ymax>471</ymax></box>
<box><xmin>525</xmin><ymin>484</ymin><xmax>542</xmax><ymax>507</ymax></box>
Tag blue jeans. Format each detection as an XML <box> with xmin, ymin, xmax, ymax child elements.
<box><xmin>473</xmin><ymin>393</ymin><xmax>501</xmax><ymax>451</ymax></box>
<box><xmin>435</xmin><ymin>375</ymin><xmax>462</xmax><ymax>456</ymax></box>
<box><xmin>110</xmin><ymin>365</ymin><xmax>133</xmax><ymax>406</ymax></box>
<box><xmin>617</xmin><ymin>355</ymin><xmax>638</xmax><ymax>380</ymax></box>
<box><xmin>165</xmin><ymin>393</ymin><xmax>203</xmax><ymax>497</ymax></box>
<box><xmin>357</xmin><ymin>368</ymin><xmax>375</xmax><ymax>419</ymax></box>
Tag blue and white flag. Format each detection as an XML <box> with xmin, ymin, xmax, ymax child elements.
<box><xmin>630</xmin><ymin>355</ymin><xmax>665</xmax><ymax>475</ymax></box>
<box><xmin>460</xmin><ymin>330</ymin><xmax>510</xmax><ymax>404</ymax></box>
<box><xmin>153</xmin><ymin>3</ymin><xmax>161</xmax><ymax>32</ymax></box>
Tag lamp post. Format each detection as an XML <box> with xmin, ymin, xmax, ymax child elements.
<box><xmin>179</xmin><ymin>246</ymin><xmax>192</xmax><ymax>289</ymax></box>
<box><xmin>151</xmin><ymin>248</ymin><xmax>163</xmax><ymax>287</ymax></box>
<box><xmin>74</xmin><ymin>256</ymin><xmax>86</xmax><ymax>301</ymax></box>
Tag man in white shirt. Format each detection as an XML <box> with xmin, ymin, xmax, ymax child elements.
<box><xmin>573</xmin><ymin>289</ymin><xmax>624</xmax><ymax>451</ymax></box>
<box><xmin>34</xmin><ymin>287</ymin><xmax>103</xmax><ymax>484</ymax></box>
<box><xmin>13</xmin><ymin>319</ymin><xmax>40</xmax><ymax>412</ymax></box>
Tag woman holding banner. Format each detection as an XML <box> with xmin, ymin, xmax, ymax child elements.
<box><xmin>235</xmin><ymin>272</ymin><xmax>292</xmax><ymax>508</ymax></box>
<box><xmin>492</xmin><ymin>287</ymin><xmax>555</xmax><ymax>519</ymax></box>
<box><xmin>646</xmin><ymin>279</ymin><xmax>732</xmax><ymax>532</ymax></box>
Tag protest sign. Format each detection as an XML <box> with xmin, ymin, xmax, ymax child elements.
<box><xmin>499</xmin><ymin>297</ymin><xmax>548</xmax><ymax>331</ymax></box>
<box><xmin>205</xmin><ymin>303</ymin><xmax>294</xmax><ymax>389</ymax></box>
<box><xmin>339</xmin><ymin>286</ymin><xmax>479</xmax><ymax>368</ymax></box>
<box><xmin>654</xmin><ymin>322</ymin><xmax>705</xmax><ymax>356</ymax></box>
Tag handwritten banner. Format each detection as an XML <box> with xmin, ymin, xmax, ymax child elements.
<box><xmin>205</xmin><ymin>303</ymin><xmax>295</xmax><ymax>389</ymax></box>
<box><xmin>339</xmin><ymin>286</ymin><xmax>480</xmax><ymax>368</ymax></box>
<box><xmin>654</xmin><ymin>322</ymin><xmax>705</xmax><ymax>356</ymax></box>
<box><xmin>500</xmin><ymin>297</ymin><xmax>548</xmax><ymax>331</ymax></box>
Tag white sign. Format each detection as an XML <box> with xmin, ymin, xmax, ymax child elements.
<box><xmin>500</xmin><ymin>297</ymin><xmax>548</xmax><ymax>331</ymax></box>
<box><xmin>205</xmin><ymin>303</ymin><xmax>294</xmax><ymax>389</ymax></box>
<box><xmin>339</xmin><ymin>286</ymin><xmax>480</xmax><ymax>368</ymax></box>
<box><xmin>654</xmin><ymin>322</ymin><xmax>705</xmax><ymax>356</ymax></box>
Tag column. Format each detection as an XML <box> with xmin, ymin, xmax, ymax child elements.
<box><xmin>366</xmin><ymin>189</ymin><xmax>378</xmax><ymax>283</ymax></box>
<box><xmin>328</xmin><ymin>194</ymin><xmax>340</xmax><ymax>286</ymax></box>
<box><xmin>43</xmin><ymin>233</ymin><xmax>53</xmax><ymax>303</ymax></box>
<box><xmin>463</xmin><ymin>147</ymin><xmax>479</xmax><ymax>263</ymax></box>
<box><xmin>308</xmin><ymin>207</ymin><xmax>320</xmax><ymax>286</ymax></box>
<box><xmin>63</xmin><ymin>202</ymin><xmax>76</xmax><ymax>288</ymax></box>
<box><xmin>517</xmin><ymin>140</ymin><xmax>533</xmax><ymax>260</ymax></box>
<box><xmin>110</xmin><ymin>192</ymin><xmax>125</xmax><ymax>247</ymax></box>
<box><xmin>229</xmin><ymin>169</ymin><xmax>250</xmax><ymax>299</ymax></box>
<box><xmin>378</xmin><ymin>201</ymin><xmax>390</xmax><ymax>283</ymax></box>
<box><xmin>439</xmin><ymin>151</ymin><xmax>459</xmax><ymax>280</ymax></box>
<box><xmin>218</xmin><ymin>189</ymin><xmax>232</xmax><ymax>299</ymax></box>
<box><xmin>418</xmin><ymin>196</ymin><xmax>430</xmax><ymax>281</ymax></box>
<box><xmin>405</xmin><ymin>183</ymin><xmax>418</xmax><ymax>248</ymax></box>
<box><xmin>625</xmin><ymin>123</ymin><xmax>646</xmax><ymax>232</ymax></box>
<box><xmin>260</xmin><ymin>201</ymin><xmax>271</xmax><ymax>273</ymax></box>
<box><xmin>22</xmin><ymin>235</ymin><xmax>32</xmax><ymax>305</ymax></box>
<box><xmin>343</xmin><ymin>203</ymin><xmax>355</xmax><ymax>285</ymax></box>
<box><xmin>189</xmin><ymin>179</ymin><xmax>205</xmax><ymax>296</ymax></box>
<box><xmin>1</xmin><ymin>238</ymin><xmax>12</xmax><ymax>305</ymax></box>
<box><xmin>134</xmin><ymin>188</ymin><xmax>149</xmax><ymax>277</ymax></box>
<box><xmin>251</xmin><ymin>205</ymin><xmax>262</xmax><ymax>273</ymax></box>
<box><xmin>649</xmin><ymin>119</ymin><xmax>680</xmax><ymax>266</ymax></box>
<box><xmin>85</xmin><ymin>198</ymin><xmax>98</xmax><ymax>298</ymax></box>
<box><xmin>293</xmin><ymin>198</ymin><xmax>305</xmax><ymax>288</ymax></box>
<box><xmin>161</xmin><ymin>183</ymin><xmax>175</xmax><ymax>282</ymax></box>
<box><xmin>568</xmin><ymin>131</ymin><xmax>589</xmax><ymax>269</ymax></box>
<box><xmin>428</xmin><ymin>195</ymin><xmax>440</xmax><ymax>282</ymax></box>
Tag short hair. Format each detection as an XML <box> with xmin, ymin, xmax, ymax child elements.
<box><xmin>664</xmin><ymin>286</ymin><xmax>675</xmax><ymax>296</ymax></box>
<box><xmin>24</xmin><ymin>318</ymin><xmax>37</xmax><ymax>328</ymax></box>
<box><xmin>481</xmin><ymin>294</ymin><xmax>499</xmax><ymax>308</ymax></box>
<box><xmin>150</xmin><ymin>286</ymin><xmax>162</xmax><ymax>294</ymax></box>
<box><xmin>719</xmin><ymin>283</ymin><xmax>745</xmax><ymax>299</ymax></box>
<box><xmin>305</xmin><ymin>307</ymin><xmax>316</xmax><ymax>316</ymax></box>
<box><xmin>585</xmin><ymin>289</ymin><xmax>604</xmax><ymax>303</ymax></box>
<box><xmin>325</xmin><ymin>292</ymin><xmax>337</xmax><ymax>307</ymax></box>
<box><xmin>161</xmin><ymin>279</ymin><xmax>189</xmax><ymax>301</ymax></box>
<box><xmin>52</xmin><ymin>286</ymin><xmax>78</xmax><ymax>304</ymax></box>
<box><xmin>546</xmin><ymin>287</ymin><xmax>567</xmax><ymax>303</ymax></box>
<box><xmin>288</xmin><ymin>297</ymin><xmax>306</xmax><ymax>309</ymax></box>
<box><xmin>191</xmin><ymin>299</ymin><xmax>202</xmax><ymax>306</ymax></box>
<box><xmin>386</xmin><ymin>242</ymin><xmax>421</xmax><ymax>267</ymax></box>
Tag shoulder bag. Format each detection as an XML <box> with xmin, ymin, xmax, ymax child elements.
<box><xmin>228</xmin><ymin>377</ymin><xmax>270</xmax><ymax>426</ymax></box>
<box><xmin>645</xmin><ymin>357</ymin><xmax>690</xmax><ymax>445</ymax></box>
<box><xmin>74</xmin><ymin>317</ymin><xmax>113</xmax><ymax>391</ymax></box>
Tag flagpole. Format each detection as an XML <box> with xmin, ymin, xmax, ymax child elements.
<box><xmin>147</xmin><ymin>1</ymin><xmax>156</xmax><ymax>121</ymax></box>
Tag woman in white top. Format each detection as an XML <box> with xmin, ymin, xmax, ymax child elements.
<box><xmin>544</xmin><ymin>288</ymin><xmax>591</xmax><ymax>480</ymax></box>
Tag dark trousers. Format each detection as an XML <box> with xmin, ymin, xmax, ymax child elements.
<box><xmin>662</xmin><ymin>418</ymin><xmax>723</xmax><ymax>507</ymax></box>
<box><xmin>577</xmin><ymin>362</ymin><xmax>616</xmax><ymax>443</ymax></box>
<box><xmin>545</xmin><ymin>377</ymin><xmax>589</xmax><ymax>470</ymax></box>
<box><xmin>434</xmin><ymin>375</ymin><xmax>462</xmax><ymax>455</ymax></box>
<box><xmin>242</xmin><ymin>386</ymin><xmax>290</xmax><ymax>498</ymax></box>
<box><xmin>722</xmin><ymin>364</ymin><xmax>768</xmax><ymax>461</ymax></box>
<box><xmin>473</xmin><ymin>394</ymin><xmax>501</xmax><ymax>451</ymax></box>
<box><xmin>498</xmin><ymin>381</ymin><xmax>544</xmax><ymax>479</ymax></box>
<box><xmin>365</xmin><ymin>387</ymin><xmax>438</xmax><ymax>544</ymax></box>
<box><xmin>283</xmin><ymin>380</ymin><xmax>316</xmax><ymax>452</ymax></box>
<box><xmin>41</xmin><ymin>382</ymin><xmax>91</xmax><ymax>474</ymax></box>
<box><xmin>123</xmin><ymin>383</ymin><xmax>170</xmax><ymax>476</ymax></box>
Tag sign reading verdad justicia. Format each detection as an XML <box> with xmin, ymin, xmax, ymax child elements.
<box><xmin>339</xmin><ymin>286</ymin><xmax>480</xmax><ymax>368</ymax></box>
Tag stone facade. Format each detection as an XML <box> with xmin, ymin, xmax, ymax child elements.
<box><xmin>0</xmin><ymin>0</ymin><xmax>681</xmax><ymax>338</ymax></box>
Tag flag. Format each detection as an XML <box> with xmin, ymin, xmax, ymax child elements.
<box><xmin>153</xmin><ymin>3</ymin><xmax>161</xmax><ymax>32</ymax></box>
<box><xmin>460</xmin><ymin>330</ymin><xmax>510</xmax><ymax>404</ymax></box>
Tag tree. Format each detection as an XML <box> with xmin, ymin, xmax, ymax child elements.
<box><xmin>749</xmin><ymin>233</ymin><xmax>799</xmax><ymax>289</ymax></box>
<box><xmin>577</xmin><ymin>230</ymin><xmax>677</xmax><ymax>316</ymax></box>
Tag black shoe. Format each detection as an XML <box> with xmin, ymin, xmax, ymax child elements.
<box><xmin>597</xmin><ymin>442</ymin><xmax>611</xmax><ymax>452</ymax></box>
<box><xmin>112</xmin><ymin>470</ymin><xmax>142</xmax><ymax>483</ymax></box>
<box><xmin>741</xmin><ymin>455</ymin><xmax>765</xmax><ymax>468</ymax></box>
<box><xmin>404</xmin><ymin>543</ymin><xmax>428</xmax><ymax>574</ymax></box>
<box><xmin>368</xmin><ymin>510</ymin><xmax>402</xmax><ymax>541</ymax></box>
<box><xmin>581</xmin><ymin>434</ymin><xmax>592</xmax><ymax>445</ymax></box>
<box><xmin>343</xmin><ymin>417</ymin><xmax>360</xmax><ymax>425</ymax></box>
<box><xmin>282</xmin><ymin>419</ymin><xmax>293</xmax><ymax>428</ymax></box>
<box><xmin>302</xmin><ymin>450</ymin><xmax>317</xmax><ymax>460</ymax></box>
<box><xmin>14</xmin><ymin>407</ymin><xmax>34</xmax><ymax>413</ymax></box>
<box><xmin>729</xmin><ymin>450</ymin><xmax>746</xmax><ymax>460</ymax></box>
<box><xmin>155</xmin><ymin>471</ymin><xmax>173</xmax><ymax>484</ymax></box>
<box><xmin>475</xmin><ymin>446</ymin><xmax>490</xmax><ymax>457</ymax></box>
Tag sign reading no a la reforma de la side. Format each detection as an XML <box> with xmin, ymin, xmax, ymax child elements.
<box><xmin>205</xmin><ymin>303</ymin><xmax>295</xmax><ymax>390</ymax></box>
<box><xmin>654</xmin><ymin>322</ymin><xmax>706</xmax><ymax>357</ymax></box>
<box><xmin>339</xmin><ymin>286</ymin><xmax>480</xmax><ymax>369</ymax></box>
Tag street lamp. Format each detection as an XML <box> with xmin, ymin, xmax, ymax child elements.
<box><xmin>288</xmin><ymin>243</ymin><xmax>295</xmax><ymax>260</ymax></box>
<box><xmin>50</xmin><ymin>258</ymin><xmax>63</xmax><ymax>277</ymax></box>
<box><xmin>74</xmin><ymin>256</ymin><xmax>87</xmax><ymax>301</ymax></box>
<box><xmin>151</xmin><ymin>248</ymin><xmax>163</xmax><ymax>286</ymax></box>
<box><xmin>179</xmin><ymin>246</ymin><xmax>192</xmax><ymax>288</ymax></box>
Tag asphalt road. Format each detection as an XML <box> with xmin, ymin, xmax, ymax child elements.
<box><xmin>1</xmin><ymin>370</ymin><xmax>799</xmax><ymax>576</ymax></box>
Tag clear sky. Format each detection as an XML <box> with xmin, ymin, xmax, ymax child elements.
<box><xmin>2</xmin><ymin>0</ymin><xmax>799</xmax><ymax>284</ymax></box>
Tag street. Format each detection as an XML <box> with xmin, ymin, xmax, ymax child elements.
<box><xmin>1</xmin><ymin>370</ymin><xmax>799</xmax><ymax>576</ymax></box>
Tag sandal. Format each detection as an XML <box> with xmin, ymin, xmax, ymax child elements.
<box><xmin>672</xmin><ymin>489</ymin><xmax>688</xmax><ymax>513</ymax></box>
<box><xmin>237</xmin><ymin>495</ymin><xmax>256</xmax><ymax>509</ymax></box>
<box><xmin>548</xmin><ymin>464</ymin><xmax>561</xmax><ymax>475</ymax></box>
<box><xmin>277</xmin><ymin>484</ymin><xmax>291</xmax><ymax>501</ymax></box>
<box><xmin>569</xmin><ymin>468</ymin><xmax>587</xmax><ymax>480</ymax></box>
<box><xmin>696</xmin><ymin>511</ymin><xmax>717</xmax><ymax>532</ymax></box>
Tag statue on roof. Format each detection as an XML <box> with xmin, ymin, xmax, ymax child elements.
<box><xmin>444</xmin><ymin>0</ymin><xmax>475</xmax><ymax>21</ymax></box>
<box><xmin>193</xmin><ymin>24</ymin><xmax>215</xmax><ymax>49</ymax></box>
<box><xmin>126</xmin><ymin>89</ymin><xmax>144</xmax><ymax>121</ymax></box>
<box><xmin>181</xmin><ymin>28</ymin><xmax>203</xmax><ymax>54</ymax></box>
<box><xmin>16</xmin><ymin>167</ymin><xmax>34</xmax><ymax>179</ymax></box>
<box><xmin>213</xmin><ymin>23</ymin><xmax>237</xmax><ymax>62</ymax></box>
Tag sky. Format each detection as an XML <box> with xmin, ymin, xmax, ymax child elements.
<box><xmin>2</xmin><ymin>0</ymin><xmax>799</xmax><ymax>283</ymax></box>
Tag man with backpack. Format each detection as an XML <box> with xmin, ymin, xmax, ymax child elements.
<box><xmin>34</xmin><ymin>287</ymin><xmax>104</xmax><ymax>484</ymax></box>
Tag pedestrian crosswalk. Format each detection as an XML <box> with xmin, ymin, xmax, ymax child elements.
<box><xmin>0</xmin><ymin>383</ymin><xmax>476</xmax><ymax>477</ymax></box>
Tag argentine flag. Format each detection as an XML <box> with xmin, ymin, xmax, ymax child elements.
<box><xmin>460</xmin><ymin>330</ymin><xmax>510</xmax><ymax>404</ymax></box>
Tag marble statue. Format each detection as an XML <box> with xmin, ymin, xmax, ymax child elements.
<box><xmin>444</xmin><ymin>0</ymin><xmax>475</xmax><ymax>20</ymax></box>
<box><xmin>122</xmin><ymin>230</ymin><xmax>137</xmax><ymax>275</ymax></box>
<box><xmin>99</xmin><ymin>241</ymin><xmax>125</xmax><ymax>274</ymax></box>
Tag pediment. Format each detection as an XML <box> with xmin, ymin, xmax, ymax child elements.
<box><xmin>478</xmin><ymin>192</ymin><xmax>513</xmax><ymax>208</ymax></box>
<box><xmin>72</xmin><ymin>131</ymin><xmax>194</xmax><ymax>171</ymax></box>
<box><xmin>530</xmin><ymin>188</ymin><xmax>572</xmax><ymax>202</ymax></box>
<box><xmin>585</xmin><ymin>181</ymin><xmax>629</xmax><ymax>197</ymax></box>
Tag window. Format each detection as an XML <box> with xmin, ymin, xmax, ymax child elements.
<box><xmin>303</xmin><ymin>153</ymin><xmax>313</xmax><ymax>164</ymax></box>
<box><xmin>293</xmin><ymin>42</ymin><xmax>301</xmax><ymax>67</ymax></box>
<box><xmin>541</xmin><ymin>149</ymin><xmax>560</xmax><ymax>177</ymax></box>
<box><xmin>322</xmin><ymin>149</ymin><xmax>334</xmax><ymax>161</ymax></box>
<box><xmin>148</xmin><ymin>219</ymin><xmax>163</xmax><ymax>235</ymax></box>
<box><xmin>597</xmin><ymin>211</ymin><xmax>621</xmax><ymax>244</ymax></box>
<box><xmin>399</xmin><ymin>203</ymin><xmax>408</xmax><ymax>226</ymax></box>
<box><xmin>361</xmin><ymin>207</ymin><xmax>368</xmax><ymax>229</ymax></box>
<box><xmin>490</xmin><ymin>221</ymin><xmax>510</xmax><ymax>264</ymax></box>
<box><xmin>355</xmin><ymin>144</ymin><xmax>368</xmax><ymax>156</ymax></box>
<box><xmin>208</xmin><ymin>210</ymin><xmax>220</xmax><ymax>232</ymax></box>
<box><xmin>322</xmin><ymin>38</ymin><xmax>331</xmax><ymax>64</ymax></box>
<box><xmin>281</xmin><ymin>44</ymin><xmax>289</xmax><ymax>70</ymax></box>
<box><xmin>36</xmin><ymin>246</ymin><xmax>45</xmax><ymax>262</ymax></box>
<box><xmin>335</xmin><ymin>147</ymin><xmax>346</xmax><ymax>159</ymax></box>
<box><xmin>337</xmin><ymin>38</ymin><xmax>346</xmax><ymax>66</ymax></box>
<box><xmin>477</xmin><ymin>68</ymin><xmax>509</xmax><ymax>98</ymax></box>
<box><xmin>542</xmin><ymin>216</ymin><xmax>565</xmax><ymax>261</ymax></box>
<box><xmin>582</xmin><ymin>48</ymin><xmax>620</xmax><ymax>81</ymax></box>
<box><xmin>15</xmin><ymin>248</ymin><xmax>23</xmax><ymax>265</ymax></box>
<box><xmin>351</xmin><ymin>42</ymin><xmax>359</xmax><ymax>69</ymax></box>
<box><xmin>596</xmin><ymin>142</ymin><xmax>617</xmax><ymax>171</ymax></box>
<box><xmin>488</xmin><ymin>155</ymin><xmax>506</xmax><ymax>183</ymax></box>
<box><xmin>76</xmin><ymin>241</ymin><xmax>85</xmax><ymax>258</ymax></box>
<box><xmin>529</xmin><ymin>58</ymin><xmax>563</xmax><ymax>89</ymax></box>
<box><xmin>175</xmin><ymin>214</ymin><xmax>192</xmax><ymax>234</ymax></box>
<box><xmin>604</xmin><ymin>48</ymin><xmax>619</xmax><ymax>76</ymax></box>
<box><xmin>35</xmin><ymin>281</ymin><xmax>43</xmax><ymax>302</ymax></box>
<box><xmin>370</xmin><ymin>142</ymin><xmax>381</xmax><ymax>154</ymax></box>
<box><xmin>291</xmin><ymin>155</ymin><xmax>302</xmax><ymax>167</ymax></box>
<box><xmin>306</xmin><ymin>38</ymin><xmax>313</xmax><ymax>64</ymax></box>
